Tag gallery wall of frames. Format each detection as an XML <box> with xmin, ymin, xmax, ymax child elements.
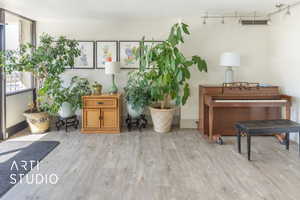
<box><xmin>72</xmin><ymin>40</ymin><xmax>162</xmax><ymax>69</ymax></box>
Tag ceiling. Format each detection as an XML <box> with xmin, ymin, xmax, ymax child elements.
<box><xmin>0</xmin><ymin>0</ymin><xmax>298</xmax><ymax>21</ymax></box>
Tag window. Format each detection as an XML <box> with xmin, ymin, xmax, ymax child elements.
<box><xmin>5</xmin><ymin>12</ymin><xmax>33</xmax><ymax>95</ymax></box>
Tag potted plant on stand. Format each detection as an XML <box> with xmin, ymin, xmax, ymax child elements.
<box><xmin>0</xmin><ymin>34</ymin><xmax>81</xmax><ymax>133</ymax></box>
<box><xmin>124</xmin><ymin>70</ymin><xmax>151</xmax><ymax>118</ymax></box>
<box><xmin>56</xmin><ymin>76</ymin><xmax>92</xmax><ymax>118</ymax></box>
<box><xmin>139</xmin><ymin>23</ymin><xmax>208</xmax><ymax>133</ymax></box>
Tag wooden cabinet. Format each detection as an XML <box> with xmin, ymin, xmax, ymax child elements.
<box><xmin>81</xmin><ymin>94</ymin><xmax>122</xmax><ymax>134</ymax></box>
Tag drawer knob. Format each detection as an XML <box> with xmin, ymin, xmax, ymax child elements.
<box><xmin>97</xmin><ymin>102</ymin><xmax>104</xmax><ymax>105</ymax></box>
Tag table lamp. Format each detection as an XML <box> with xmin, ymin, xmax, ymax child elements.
<box><xmin>105</xmin><ymin>61</ymin><xmax>120</xmax><ymax>94</ymax></box>
<box><xmin>220</xmin><ymin>52</ymin><xmax>240</xmax><ymax>83</ymax></box>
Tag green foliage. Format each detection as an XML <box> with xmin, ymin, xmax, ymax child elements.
<box><xmin>124</xmin><ymin>70</ymin><xmax>151</xmax><ymax>111</ymax></box>
<box><xmin>41</xmin><ymin>76</ymin><xmax>92</xmax><ymax>114</ymax></box>
<box><xmin>0</xmin><ymin>33</ymin><xmax>81</xmax><ymax>113</ymax></box>
<box><xmin>139</xmin><ymin>23</ymin><xmax>207</xmax><ymax>108</ymax></box>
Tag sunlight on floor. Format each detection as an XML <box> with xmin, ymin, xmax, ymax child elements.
<box><xmin>7</xmin><ymin>133</ymin><xmax>48</xmax><ymax>142</ymax></box>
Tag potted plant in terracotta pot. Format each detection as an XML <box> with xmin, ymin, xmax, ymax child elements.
<box><xmin>0</xmin><ymin>34</ymin><xmax>81</xmax><ymax>133</ymax></box>
<box><xmin>139</xmin><ymin>23</ymin><xmax>207</xmax><ymax>133</ymax></box>
<box><xmin>124</xmin><ymin>70</ymin><xmax>151</xmax><ymax>118</ymax></box>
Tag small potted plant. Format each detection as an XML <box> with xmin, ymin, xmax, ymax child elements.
<box><xmin>124</xmin><ymin>70</ymin><xmax>151</xmax><ymax>118</ymax></box>
<box><xmin>91</xmin><ymin>81</ymin><xmax>102</xmax><ymax>95</ymax></box>
<box><xmin>0</xmin><ymin>34</ymin><xmax>81</xmax><ymax>133</ymax></box>
<box><xmin>139</xmin><ymin>22</ymin><xmax>208</xmax><ymax>133</ymax></box>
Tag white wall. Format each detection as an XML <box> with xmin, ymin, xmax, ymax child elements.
<box><xmin>5</xmin><ymin>12</ymin><xmax>33</xmax><ymax>129</ymax></box>
<box><xmin>181</xmin><ymin>18</ymin><xmax>269</xmax><ymax>127</ymax></box>
<box><xmin>6</xmin><ymin>91</ymin><xmax>32</xmax><ymax>127</ymax></box>
<box><xmin>268</xmin><ymin>6</ymin><xmax>300</xmax><ymax>141</ymax></box>
<box><xmin>37</xmin><ymin>18</ymin><xmax>270</xmax><ymax>128</ymax></box>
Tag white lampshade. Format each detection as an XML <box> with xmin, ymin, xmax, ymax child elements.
<box><xmin>220</xmin><ymin>52</ymin><xmax>240</xmax><ymax>67</ymax></box>
<box><xmin>105</xmin><ymin>62</ymin><xmax>120</xmax><ymax>74</ymax></box>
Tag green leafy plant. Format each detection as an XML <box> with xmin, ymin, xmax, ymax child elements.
<box><xmin>44</xmin><ymin>76</ymin><xmax>92</xmax><ymax>114</ymax></box>
<box><xmin>124</xmin><ymin>70</ymin><xmax>151</xmax><ymax>111</ymax></box>
<box><xmin>139</xmin><ymin>23</ymin><xmax>207</xmax><ymax>109</ymax></box>
<box><xmin>0</xmin><ymin>33</ymin><xmax>81</xmax><ymax>113</ymax></box>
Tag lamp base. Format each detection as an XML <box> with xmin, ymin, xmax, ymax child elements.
<box><xmin>109</xmin><ymin>74</ymin><xmax>118</xmax><ymax>94</ymax></box>
<box><xmin>109</xmin><ymin>85</ymin><xmax>118</xmax><ymax>94</ymax></box>
<box><xmin>225</xmin><ymin>66</ymin><xmax>234</xmax><ymax>83</ymax></box>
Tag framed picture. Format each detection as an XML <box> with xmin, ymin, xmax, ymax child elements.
<box><xmin>74</xmin><ymin>41</ymin><xmax>95</xmax><ymax>69</ymax></box>
<box><xmin>96</xmin><ymin>41</ymin><xmax>118</xmax><ymax>69</ymax></box>
<box><xmin>119</xmin><ymin>41</ymin><xmax>141</xmax><ymax>69</ymax></box>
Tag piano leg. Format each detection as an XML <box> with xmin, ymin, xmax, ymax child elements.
<box><xmin>208</xmin><ymin>106</ymin><xmax>214</xmax><ymax>141</ymax></box>
<box><xmin>213</xmin><ymin>135</ymin><xmax>224</xmax><ymax>145</ymax></box>
<box><xmin>276</xmin><ymin>134</ymin><xmax>287</xmax><ymax>145</ymax></box>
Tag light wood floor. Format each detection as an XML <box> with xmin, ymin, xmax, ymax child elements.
<box><xmin>2</xmin><ymin>128</ymin><xmax>300</xmax><ymax>200</ymax></box>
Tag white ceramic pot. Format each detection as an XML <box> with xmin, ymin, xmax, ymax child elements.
<box><xmin>149</xmin><ymin>106</ymin><xmax>176</xmax><ymax>133</ymax></box>
<box><xmin>58</xmin><ymin>102</ymin><xmax>75</xmax><ymax>118</ymax></box>
<box><xmin>127</xmin><ymin>103</ymin><xmax>144</xmax><ymax>119</ymax></box>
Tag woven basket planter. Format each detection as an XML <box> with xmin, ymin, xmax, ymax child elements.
<box><xmin>149</xmin><ymin>106</ymin><xmax>176</xmax><ymax>133</ymax></box>
<box><xmin>23</xmin><ymin>112</ymin><xmax>50</xmax><ymax>134</ymax></box>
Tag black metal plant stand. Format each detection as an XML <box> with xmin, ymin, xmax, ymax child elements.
<box><xmin>125</xmin><ymin>114</ymin><xmax>147</xmax><ymax>132</ymax></box>
<box><xmin>56</xmin><ymin>115</ymin><xmax>79</xmax><ymax>132</ymax></box>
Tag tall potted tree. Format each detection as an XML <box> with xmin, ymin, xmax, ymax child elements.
<box><xmin>0</xmin><ymin>34</ymin><xmax>80</xmax><ymax>133</ymax></box>
<box><xmin>140</xmin><ymin>23</ymin><xmax>207</xmax><ymax>133</ymax></box>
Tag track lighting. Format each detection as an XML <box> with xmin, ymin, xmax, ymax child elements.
<box><xmin>286</xmin><ymin>5</ymin><xmax>291</xmax><ymax>15</ymax></box>
<box><xmin>267</xmin><ymin>18</ymin><xmax>272</xmax><ymax>25</ymax></box>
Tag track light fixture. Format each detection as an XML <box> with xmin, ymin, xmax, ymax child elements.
<box><xmin>203</xmin><ymin>12</ymin><xmax>208</xmax><ymax>25</ymax></box>
<box><xmin>238</xmin><ymin>17</ymin><xmax>242</xmax><ymax>24</ymax></box>
<box><xmin>286</xmin><ymin>5</ymin><xmax>291</xmax><ymax>15</ymax></box>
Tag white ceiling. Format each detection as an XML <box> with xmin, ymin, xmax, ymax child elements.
<box><xmin>0</xmin><ymin>0</ymin><xmax>298</xmax><ymax>21</ymax></box>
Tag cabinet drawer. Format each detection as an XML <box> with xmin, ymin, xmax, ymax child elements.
<box><xmin>84</xmin><ymin>98</ymin><xmax>116</xmax><ymax>108</ymax></box>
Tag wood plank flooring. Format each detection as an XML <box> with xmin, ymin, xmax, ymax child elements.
<box><xmin>1</xmin><ymin>128</ymin><xmax>300</xmax><ymax>200</ymax></box>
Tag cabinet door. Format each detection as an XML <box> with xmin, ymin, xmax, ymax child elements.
<box><xmin>100</xmin><ymin>108</ymin><xmax>117</xmax><ymax>129</ymax></box>
<box><xmin>84</xmin><ymin>109</ymin><xmax>100</xmax><ymax>129</ymax></box>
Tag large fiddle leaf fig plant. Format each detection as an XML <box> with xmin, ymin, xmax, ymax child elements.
<box><xmin>140</xmin><ymin>23</ymin><xmax>207</xmax><ymax>109</ymax></box>
<box><xmin>0</xmin><ymin>33</ymin><xmax>81</xmax><ymax>114</ymax></box>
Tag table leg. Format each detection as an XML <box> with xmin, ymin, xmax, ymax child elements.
<box><xmin>247</xmin><ymin>133</ymin><xmax>251</xmax><ymax>161</ymax></box>
<box><xmin>237</xmin><ymin>129</ymin><xmax>241</xmax><ymax>154</ymax></box>
<box><xmin>286</xmin><ymin>132</ymin><xmax>290</xmax><ymax>150</ymax></box>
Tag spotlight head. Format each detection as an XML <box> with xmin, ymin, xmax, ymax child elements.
<box><xmin>286</xmin><ymin>6</ymin><xmax>291</xmax><ymax>15</ymax></box>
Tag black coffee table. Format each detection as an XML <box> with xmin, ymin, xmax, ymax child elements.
<box><xmin>235</xmin><ymin>119</ymin><xmax>300</xmax><ymax>161</ymax></box>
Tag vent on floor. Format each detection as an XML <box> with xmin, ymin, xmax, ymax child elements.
<box><xmin>241</xmin><ymin>20</ymin><xmax>269</xmax><ymax>25</ymax></box>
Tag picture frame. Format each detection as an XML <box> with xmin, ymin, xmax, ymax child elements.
<box><xmin>73</xmin><ymin>41</ymin><xmax>95</xmax><ymax>69</ymax></box>
<box><xmin>119</xmin><ymin>40</ymin><xmax>141</xmax><ymax>69</ymax></box>
<box><xmin>96</xmin><ymin>41</ymin><xmax>118</xmax><ymax>69</ymax></box>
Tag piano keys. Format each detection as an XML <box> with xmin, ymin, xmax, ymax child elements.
<box><xmin>198</xmin><ymin>85</ymin><xmax>292</xmax><ymax>143</ymax></box>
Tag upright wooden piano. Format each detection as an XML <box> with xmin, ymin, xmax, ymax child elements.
<box><xmin>198</xmin><ymin>84</ymin><xmax>291</xmax><ymax>143</ymax></box>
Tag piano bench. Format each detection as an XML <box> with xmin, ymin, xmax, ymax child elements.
<box><xmin>235</xmin><ymin>119</ymin><xmax>300</xmax><ymax>161</ymax></box>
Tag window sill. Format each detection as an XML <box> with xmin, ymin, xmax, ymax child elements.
<box><xmin>6</xmin><ymin>88</ymin><xmax>35</xmax><ymax>97</ymax></box>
